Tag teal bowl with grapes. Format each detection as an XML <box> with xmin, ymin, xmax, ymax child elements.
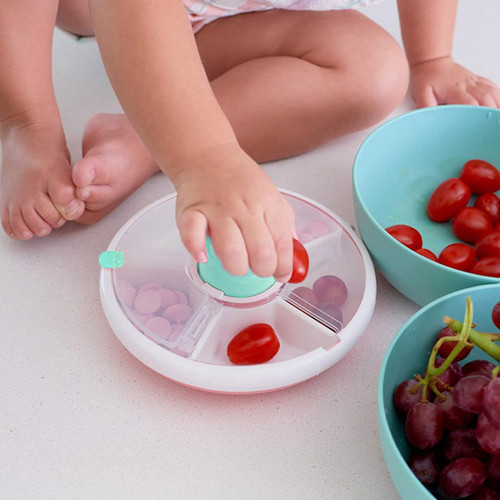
<box><xmin>378</xmin><ymin>283</ymin><xmax>500</xmax><ymax>499</ymax></box>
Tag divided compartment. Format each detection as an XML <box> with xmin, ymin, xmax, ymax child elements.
<box><xmin>189</xmin><ymin>296</ymin><xmax>339</xmax><ymax>365</ymax></box>
<box><xmin>281</xmin><ymin>212</ymin><xmax>368</xmax><ymax>334</ymax></box>
<box><xmin>109</xmin><ymin>196</ymin><xmax>209</xmax><ymax>354</ymax></box>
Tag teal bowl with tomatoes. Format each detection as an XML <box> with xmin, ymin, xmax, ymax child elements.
<box><xmin>378</xmin><ymin>283</ymin><xmax>500</xmax><ymax>499</ymax></box>
<box><xmin>353</xmin><ymin>105</ymin><xmax>500</xmax><ymax>306</ymax></box>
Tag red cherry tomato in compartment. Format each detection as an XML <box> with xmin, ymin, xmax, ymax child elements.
<box><xmin>386</xmin><ymin>224</ymin><xmax>423</xmax><ymax>250</ymax></box>
<box><xmin>451</xmin><ymin>207</ymin><xmax>493</xmax><ymax>244</ymax></box>
<box><xmin>415</xmin><ymin>248</ymin><xmax>438</xmax><ymax>262</ymax></box>
<box><xmin>426</xmin><ymin>178</ymin><xmax>471</xmax><ymax>222</ymax></box>
<box><xmin>459</xmin><ymin>159</ymin><xmax>500</xmax><ymax>194</ymax></box>
<box><xmin>227</xmin><ymin>323</ymin><xmax>280</xmax><ymax>365</ymax></box>
<box><xmin>474</xmin><ymin>193</ymin><xmax>500</xmax><ymax>225</ymax></box>
<box><xmin>289</xmin><ymin>238</ymin><xmax>309</xmax><ymax>283</ymax></box>
<box><xmin>438</xmin><ymin>243</ymin><xmax>476</xmax><ymax>272</ymax></box>
<box><xmin>471</xmin><ymin>256</ymin><xmax>500</xmax><ymax>277</ymax></box>
<box><xmin>475</xmin><ymin>231</ymin><xmax>500</xmax><ymax>259</ymax></box>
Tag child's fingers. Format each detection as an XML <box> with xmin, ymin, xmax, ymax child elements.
<box><xmin>177</xmin><ymin>209</ymin><xmax>208</xmax><ymax>264</ymax></box>
<box><xmin>209</xmin><ymin>219</ymin><xmax>248</xmax><ymax>276</ymax></box>
<box><xmin>264</xmin><ymin>203</ymin><xmax>294</xmax><ymax>283</ymax></box>
<box><xmin>468</xmin><ymin>80</ymin><xmax>500</xmax><ymax>108</ymax></box>
<box><xmin>413</xmin><ymin>85</ymin><xmax>438</xmax><ymax>108</ymax></box>
<box><xmin>239</xmin><ymin>216</ymin><xmax>277</xmax><ymax>278</ymax></box>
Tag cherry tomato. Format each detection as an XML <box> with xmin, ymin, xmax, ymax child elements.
<box><xmin>492</xmin><ymin>302</ymin><xmax>500</xmax><ymax>329</ymax></box>
<box><xmin>459</xmin><ymin>159</ymin><xmax>500</xmax><ymax>194</ymax></box>
<box><xmin>471</xmin><ymin>256</ymin><xmax>500</xmax><ymax>277</ymax></box>
<box><xmin>475</xmin><ymin>231</ymin><xmax>500</xmax><ymax>259</ymax></box>
<box><xmin>438</xmin><ymin>243</ymin><xmax>476</xmax><ymax>272</ymax></box>
<box><xmin>415</xmin><ymin>248</ymin><xmax>438</xmax><ymax>262</ymax></box>
<box><xmin>474</xmin><ymin>193</ymin><xmax>500</xmax><ymax>225</ymax></box>
<box><xmin>289</xmin><ymin>238</ymin><xmax>309</xmax><ymax>283</ymax></box>
<box><xmin>426</xmin><ymin>178</ymin><xmax>471</xmax><ymax>222</ymax></box>
<box><xmin>451</xmin><ymin>207</ymin><xmax>494</xmax><ymax>244</ymax></box>
<box><xmin>386</xmin><ymin>224</ymin><xmax>423</xmax><ymax>250</ymax></box>
<box><xmin>227</xmin><ymin>323</ymin><xmax>280</xmax><ymax>364</ymax></box>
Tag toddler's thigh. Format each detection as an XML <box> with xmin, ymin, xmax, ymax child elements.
<box><xmin>195</xmin><ymin>9</ymin><xmax>405</xmax><ymax>80</ymax></box>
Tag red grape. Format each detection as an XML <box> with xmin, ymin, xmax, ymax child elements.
<box><xmin>405</xmin><ymin>401</ymin><xmax>444</xmax><ymax>450</ymax></box>
<box><xmin>434</xmin><ymin>390</ymin><xmax>477</xmax><ymax>430</ymax></box>
<box><xmin>477</xmin><ymin>413</ymin><xmax>500</xmax><ymax>454</ymax></box>
<box><xmin>472</xmin><ymin>485</ymin><xmax>500</xmax><ymax>499</ymax></box>
<box><xmin>316</xmin><ymin>301</ymin><xmax>343</xmax><ymax>326</ymax></box>
<box><xmin>484</xmin><ymin>378</ymin><xmax>500</xmax><ymax>427</ymax></box>
<box><xmin>312</xmin><ymin>275</ymin><xmax>348</xmax><ymax>307</ymax></box>
<box><xmin>393</xmin><ymin>379</ymin><xmax>426</xmax><ymax>415</ymax></box>
<box><xmin>290</xmin><ymin>286</ymin><xmax>319</xmax><ymax>309</ymax></box>
<box><xmin>436</xmin><ymin>325</ymin><xmax>473</xmax><ymax>362</ymax></box>
<box><xmin>487</xmin><ymin>453</ymin><xmax>500</xmax><ymax>491</ymax></box>
<box><xmin>430</xmin><ymin>358</ymin><xmax>462</xmax><ymax>390</ymax></box>
<box><xmin>443</xmin><ymin>428</ymin><xmax>488</xmax><ymax>462</ymax></box>
<box><xmin>439</xmin><ymin>457</ymin><xmax>486</xmax><ymax>498</ymax></box>
<box><xmin>462</xmin><ymin>359</ymin><xmax>496</xmax><ymax>378</ymax></box>
<box><xmin>453</xmin><ymin>375</ymin><xmax>491</xmax><ymax>414</ymax></box>
<box><xmin>492</xmin><ymin>301</ymin><xmax>500</xmax><ymax>330</ymax></box>
<box><xmin>408</xmin><ymin>449</ymin><xmax>443</xmax><ymax>485</ymax></box>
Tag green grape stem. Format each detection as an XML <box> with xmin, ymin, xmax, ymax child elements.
<box><xmin>416</xmin><ymin>297</ymin><xmax>474</xmax><ymax>401</ymax></box>
<box><xmin>444</xmin><ymin>319</ymin><xmax>500</xmax><ymax>363</ymax></box>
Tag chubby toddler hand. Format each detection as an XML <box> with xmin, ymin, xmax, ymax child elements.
<box><xmin>173</xmin><ymin>144</ymin><xmax>295</xmax><ymax>282</ymax></box>
<box><xmin>410</xmin><ymin>56</ymin><xmax>500</xmax><ymax>108</ymax></box>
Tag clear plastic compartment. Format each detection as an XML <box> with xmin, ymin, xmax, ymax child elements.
<box><xmin>103</xmin><ymin>191</ymin><xmax>372</xmax><ymax>372</ymax></box>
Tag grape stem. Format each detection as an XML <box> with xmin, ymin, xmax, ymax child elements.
<box><xmin>444</xmin><ymin>310</ymin><xmax>500</xmax><ymax>364</ymax></box>
<box><xmin>415</xmin><ymin>297</ymin><xmax>475</xmax><ymax>401</ymax></box>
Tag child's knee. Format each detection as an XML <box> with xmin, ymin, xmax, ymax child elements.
<box><xmin>355</xmin><ymin>37</ymin><xmax>409</xmax><ymax>119</ymax></box>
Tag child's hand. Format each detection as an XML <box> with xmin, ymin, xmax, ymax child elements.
<box><xmin>409</xmin><ymin>56</ymin><xmax>500</xmax><ymax>108</ymax></box>
<box><xmin>173</xmin><ymin>144</ymin><xmax>295</xmax><ymax>282</ymax></box>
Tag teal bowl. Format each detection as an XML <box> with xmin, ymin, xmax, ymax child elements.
<box><xmin>353</xmin><ymin>105</ymin><xmax>500</xmax><ymax>306</ymax></box>
<box><xmin>378</xmin><ymin>283</ymin><xmax>500</xmax><ymax>499</ymax></box>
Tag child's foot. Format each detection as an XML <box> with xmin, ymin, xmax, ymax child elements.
<box><xmin>72</xmin><ymin>113</ymin><xmax>159</xmax><ymax>225</ymax></box>
<box><xmin>0</xmin><ymin>125</ymin><xmax>85</xmax><ymax>240</ymax></box>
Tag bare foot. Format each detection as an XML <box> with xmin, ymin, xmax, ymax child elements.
<box><xmin>1</xmin><ymin>125</ymin><xmax>85</xmax><ymax>240</ymax></box>
<box><xmin>72</xmin><ymin>113</ymin><xmax>159</xmax><ymax>225</ymax></box>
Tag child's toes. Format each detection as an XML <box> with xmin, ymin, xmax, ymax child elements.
<box><xmin>48</xmin><ymin>181</ymin><xmax>85</xmax><ymax>221</ymax></box>
<box><xmin>5</xmin><ymin>206</ymin><xmax>34</xmax><ymax>240</ymax></box>
<box><xmin>22</xmin><ymin>205</ymin><xmax>53</xmax><ymax>237</ymax></box>
<box><xmin>36</xmin><ymin>196</ymin><xmax>67</xmax><ymax>229</ymax></box>
<box><xmin>72</xmin><ymin>157</ymin><xmax>96</xmax><ymax>189</ymax></box>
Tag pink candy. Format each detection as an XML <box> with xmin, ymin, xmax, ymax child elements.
<box><xmin>163</xmin><ymin>304</ymin><xmax>193</xmax><ymax>323</ymax></box>
<box><xmin>144</xmin><ymin>316</ymin><xmax>172</xmax><ymax>339</ymax></box>
<box><xmin>134</xmin><ymin>289</ymin><xmax>163</xmax><ymax>315</ymax></box>
<box><xmin>118</xmin><ymin>280</ymin><xmax>193</xmax><ymax>341</ymax></box>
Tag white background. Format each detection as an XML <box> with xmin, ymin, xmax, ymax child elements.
<box><xmin>1</xmin><ymin>2</ymin><xmax>499</xmax><ymax>499</ymax></box>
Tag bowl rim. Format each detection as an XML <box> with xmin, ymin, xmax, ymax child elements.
<box><xmin>352</xmin><ymin>104</ymin><xmax>500</xmax><ymax>281</ymax></box>
<box><xmin>377</xmin><ymin>281</ymin><xmax>500</xmax><ymax>496</ymax></box>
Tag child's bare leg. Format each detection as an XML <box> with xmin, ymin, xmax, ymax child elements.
<box><xmin>0</xmin><ymin>0</ymin><xmax>86</xmax><ymax>240</ymax></box>
<box><xmin>69</xmin><ymin>8</ymin><xmax>408</xmax><ymax>224</ymax></box>
<box><xmin>196</xmin><ymin>9</ymin><xmax>409</xmax><ymax>161</ymax></box>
